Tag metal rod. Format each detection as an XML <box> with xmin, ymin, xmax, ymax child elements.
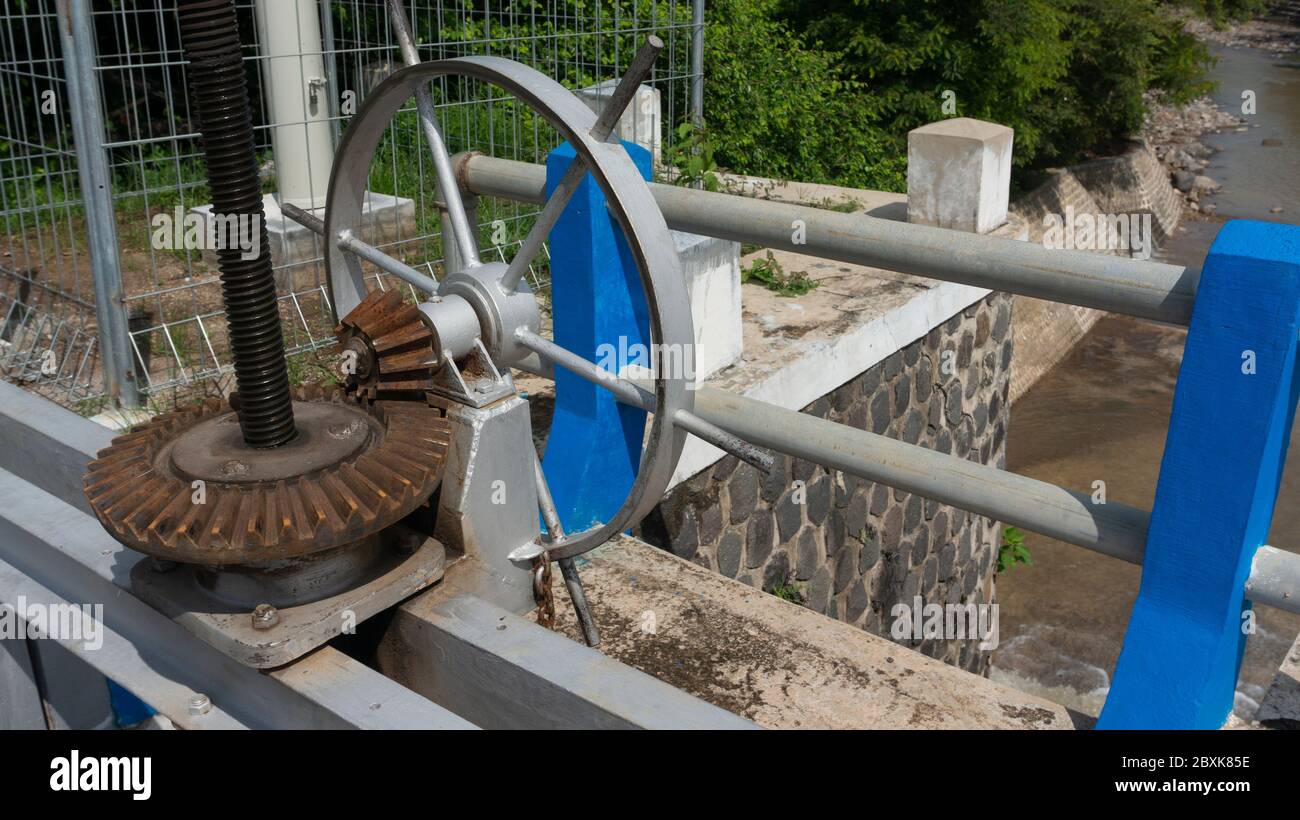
<box><xmin>511</xmin><ymin>354</ymin><xmax>1300</xmax><ymax>615</ymax></box>
<box><xmin>500</xmin><ymin>36</ymin><xmax>664</xmax><ymax>293</ymax></box>
<box><xmin>458</xmin><ymin>155</ymin><xmax>1199</xmax><ymax>327</ymax></box>
<box><xmin>592</xmin><ymin>36</ymin><xmax>664</xmax><ymax>142</ymax></box>
<box><xmin>690</xmin><ymin>0</ymin><xmax>705</xmax><ymax>130</ymax></box>
<box><xmin>533</xmin><ymin>454</ymin><xmax>601</xmax><ymax>647</ymax></box>
<box><xmin>386</xmin><ymin>0</ymin><xmax>480</xmax><ymax>267</ymax></box>
<box><xmin>57</xmin><ymin>0</ymin><xmax>138</xmax><ymax>407</ymax></box>
<box><xmin>515</xmin><ymin>329</ymin><xmax>775</xmax><ymax>473</ymax></box>
<box><xmin>282</xmin><ymin>202</ymin><xmax>439</xmax><ymax>296</ymax></box>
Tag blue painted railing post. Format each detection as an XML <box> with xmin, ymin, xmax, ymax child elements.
<box><xmin>1099</xmin><ymin>220</ymin><xmax>1300</xmax><ymax>729</ymax></box>
<box><xmin>539</xmin><ymin>140</ymin><xmax>653</xmax><ymax>533</ymax></box>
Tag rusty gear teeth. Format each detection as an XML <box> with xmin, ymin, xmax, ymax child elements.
<box><xmin>83</xmin><ymin>385</ymin><xmax>449</xmax><ymax>565</ymax></box>
<box><xmin>337</xmin><ymin>288</ymin><xmax>441</xmax><ymax>399</ymax></box>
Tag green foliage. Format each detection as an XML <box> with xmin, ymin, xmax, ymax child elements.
<box><xmin>998</xmin><ymin>526</ymin><xmax>1032</xmax><ymax>573</ymax></box>
<box><xmin>702</xmin><ymin>0</ymin><xmax>1222</xmax><ymax>189</ymax></box>
<box><xmin>1172</xmin><ymin>0</ymin><xmax>1268</xmax><ymax>25</ymax></box>
<box><xmin>704</xmin><ymin>0</ymin><xmax>908</xmax><ymax>191</ymax></box>
<box><xmin>770</xmin><ymin>582</ymin><xmax>806</xmax><ymax>604</ymax></box>
<box><xmin>742</xmin><ymin>251</ymin><xmax>819</xmax><ymax>297</ymax></box>
<box><xmin>663</xmin><ymin>123</ymin><xmax>721</xmax><ymax>191</ymax></box>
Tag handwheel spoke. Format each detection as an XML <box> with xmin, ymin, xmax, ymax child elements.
<box><xmin>499</xmin><ymin>35</ymin><xmax>665</xmax><ymax>293</ymax></box>
<box><xmin>500</xmin><ymin>160</ymin><xmax>585</xmax><ymax>291</ymax></box>
<box><xmin>514</xmin><ymin>328</ymin><xmax>774</xmax><ymax>473</ymax></box>
<box><xmin>387</xmin><ymin>0</ymin><xmax>480</xmax><ymax>268</ymax></box>
<box><xmin>283</xmin><ymin>203</ymin><xmax>438</xmax><ymax>295</ymax></box>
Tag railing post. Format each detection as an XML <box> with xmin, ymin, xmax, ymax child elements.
<box><xmin>1099</xmin><ymin>220</ymin><xmax>1300</xmax><ymax>729</ymax></box>
<box><xmin>540</xmin><ymin>140</ymin><xmax>653</xmax><ymax>532</ymax></box>
<box><xmin>57</xmin><ymin>0</ymin><xmax>138</xmax><ymax>408</ymax></box>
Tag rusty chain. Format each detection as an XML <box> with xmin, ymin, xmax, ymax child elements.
<box><xmin>532</xmin><ymin>550</ymin><xmax>555</xmax><ymax>629</ymax></box>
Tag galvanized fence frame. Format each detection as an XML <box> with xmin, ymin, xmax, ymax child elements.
<box><xmin>0</xmin><ymin>0</ymin><xmax>704</xmax><ymax>412</ymax></box>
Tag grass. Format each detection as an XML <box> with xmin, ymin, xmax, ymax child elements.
<box><xmin>741</xmin><ymin>250</ymin><xmax>819</xmax><ymax>297</ymax></box>
<box><xmin>770</xmin><ymin>582</ymin><xmax>805</xmax><ymax>604</ymax></box>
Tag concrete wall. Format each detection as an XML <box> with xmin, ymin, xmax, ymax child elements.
<box><xmin>1007</xmin><ymin>142</ymin><xmax>1183</xmax><ymax>403</ymax></box>
<box><xmin>642</xmin><ymin>292</ymin><xmax>1012</xmax><ymax>676</ymax></box>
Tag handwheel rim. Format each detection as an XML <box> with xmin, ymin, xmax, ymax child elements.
<box><xmin>324</xmin><ymin>56</ymin><xmax>694</xmax><ymax>562</ymax></box>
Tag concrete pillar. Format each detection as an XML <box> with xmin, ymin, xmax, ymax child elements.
<box><xmin>907</xmin><ymin>118</ymin><xmax>1013</xmax><ymax>234</ymax></box>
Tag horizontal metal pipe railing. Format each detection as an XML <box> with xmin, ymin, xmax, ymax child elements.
<box><xmin>511</xmin><ymin>353</ymin><xmax>1300</xmax><ymax>614</ymax></box>
<box><xmin>695</xmin><ymin>387</ymin><xmax>1299</xmax><ymax>614</ymax></box>
<box><xmin>456</xmin><ymin>153</ymin><xmax>1199</xmax><ymax>326</ymax></box>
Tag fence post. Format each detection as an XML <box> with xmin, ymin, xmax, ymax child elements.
<box><xmin>690</xmin><ymin>0</ymin><xmax>704</xmax><ymax>130</ymax></box>
<box><xmin>56</xmin><ymin>0</ymin><xmax>137</xmax><ymax>408</ymax></box>
<box><xmin>1099</xmin><ymin>220</ymin><xmax>1300</xmax><ymax>728</ymax></box>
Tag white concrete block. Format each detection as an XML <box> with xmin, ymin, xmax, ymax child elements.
<box><xmin>576</xmin><ymin>80</ymin><xmax>662</xmax><ymax>167</ymax></box>
<box><xmin>191</xmin><ymin>192</ymin><xmax>415</xmax><ymax>284</ymax></box>
<box><xmin>672</xmin><ymin>231</ymin><xmax>743</xmax><ymax>383</ymax></box>
<box><xmin>907</xmin><ymin>117</ymin><xmax>1013</xmax><ymax>234</ymax></box>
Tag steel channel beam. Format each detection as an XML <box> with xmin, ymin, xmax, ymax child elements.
<box><xmin>0</xmin><ymin>467</ymin><xmax>475</xmax><ymax>729</ymax></box>
<box><xmin>457</xmin><ymin>154</ymin><xmax>1198</xmax><ymax>326</ymax></box>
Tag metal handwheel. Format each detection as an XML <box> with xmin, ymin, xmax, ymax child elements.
<box><xmin>322</xmin><ymin>47</ymin><xmax>697</xmax><ymax>564</ymax></box>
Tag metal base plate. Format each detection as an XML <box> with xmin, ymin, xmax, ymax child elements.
<box><xmin>130</xmin><ymin>539</ymin><xmax>446</xmax><ymax>668</ymax></box>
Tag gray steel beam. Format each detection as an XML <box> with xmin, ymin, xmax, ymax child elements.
<box><xmin>0</xmin><ymin>638</ymin><xmax>46</xmax><ymax>729</ymax></box>
<box><xmin>457</xmin><ymin>154</ymin><xmax>1198</xmax><ymax>326</ymax></box>
<box><xmin>0</xmin><ymin>467</ymin><xmax>475</xmax><ymax>729</ymax></box>
<box><xmin>0</xmin><ymin>364</ymin><xmax>110</xmax><ymax>516</ymax></box>
<box><xmin>377</xmin><ymin>592</ymin><xmax>759</xmax><ymax>729</ymax></box>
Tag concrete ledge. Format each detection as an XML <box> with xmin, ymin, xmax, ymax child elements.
<box><xmin>551</xmin><ymin>535</ymin><xmax>1074</xmax><ymax>729</ymax></box>
<box><xmin>1256</xmin><ymin>632</ymin><xmax>1300</xmax><ymax>728</ymax></box>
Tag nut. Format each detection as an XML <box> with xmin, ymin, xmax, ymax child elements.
<box><xmin>251</xmin><ymin>604</ymin><xmax>279</xmax><ymax>630</ymax></box>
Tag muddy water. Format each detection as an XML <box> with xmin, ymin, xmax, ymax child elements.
<box><xmin>991</xmin><ymin>44</ymin><xmax>1300</xmax><ymax>719</ymax></box>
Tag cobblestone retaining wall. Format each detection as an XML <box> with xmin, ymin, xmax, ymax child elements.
<box><xmin>641</xmin><ymin>291</ymin><xmax>1012</xmax><ymax>675</ymax></box>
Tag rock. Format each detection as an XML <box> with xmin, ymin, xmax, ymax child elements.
<box><xmin>1272</xmin><ymin>207</ymin><xmax>1285</xmax><ymax>214</ymax></box>
<box><xmin>1172</xmin><ymin>170</ymin><xmax>1195</xmax><ymax>193</ymax></box>
<box><xmin>1262</xmin><ymin>138</ymin><xmax>1283</xmax><ymax>147</ymax></box>
<box><xmin>1193</xmin><ymin>175</ymin><xmax>1219</xmax><ymax>193</ymax></box>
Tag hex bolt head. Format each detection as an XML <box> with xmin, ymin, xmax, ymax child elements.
<box><xmin>188</xmin><ymin>694</ymin><xmax>211</xmax><ymax>716</ymax></box>
<box><xmin>251</xmin><ymin>604</ymin><xmax>279</xmax><ymax>630</ymax></box>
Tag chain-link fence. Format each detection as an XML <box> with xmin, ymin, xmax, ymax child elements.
<box><xmin>0</xmin><ymin>0</ymin><xmax>702</xmax><ymax>415</ymax></box>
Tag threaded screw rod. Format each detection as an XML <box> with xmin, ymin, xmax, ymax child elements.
<box><xmin>178</xmin><ymin>0</ymin><xmax>296</xmax><ymax>448</ymax></box>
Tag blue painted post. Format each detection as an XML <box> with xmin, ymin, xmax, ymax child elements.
<box><xmin>1099</xmin><ymin>220</ymin><xmax>1300</xmax><ymax>729</ymax></box>
<box><xmin>540</xmin><ymin>140</ymin><xmax>653</xmax><ymax>534</ymax></box>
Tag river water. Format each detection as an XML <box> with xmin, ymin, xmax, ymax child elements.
<box><xmin>991</xmin><ymin>43</ymin><xmax>1300</xmax><ymax>719</ymax></box>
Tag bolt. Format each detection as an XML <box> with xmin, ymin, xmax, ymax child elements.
<box><xmin>188</xmin><ymin>694</ymin><xmax>211</xmax><ymax>716</ymax></box>
<box><xmin>251</xmin><ymin>603</ymin><xmax>279</xmax><ymax>630</ymax></box>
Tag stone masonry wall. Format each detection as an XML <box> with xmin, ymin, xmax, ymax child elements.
<box><xmin>640</xmin><ymin>291</ymin><xmax>1012</xmax><ymax>676</ymax></box>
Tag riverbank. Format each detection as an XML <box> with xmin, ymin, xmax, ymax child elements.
<box><xmin>994</xmin><ymin>21</ymin><xmax>1300</xmax><ymax>722</ymax></box>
